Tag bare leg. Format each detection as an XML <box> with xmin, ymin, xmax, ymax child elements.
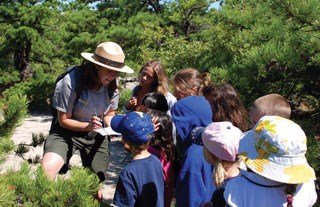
<box><xmin>42</xmin><ymin>152</ymin><xmax>65</xmax><ymax>180</ymax></box>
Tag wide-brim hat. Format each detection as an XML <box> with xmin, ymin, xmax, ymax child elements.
<box><xmin>81</xmin><ymin>42</ymin><xmax>134</xmax><ymax>74</ymax></box>
<box><xmin>239</xmin><ymin>115</ymin><xmax>316</xmax><ymax>184</ymax></box>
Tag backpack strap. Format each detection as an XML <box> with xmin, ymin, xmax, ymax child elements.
<box><xmin>49</xmin><ymin>66</ymin><xmax>84</xmax><ymax>134</ymax></box>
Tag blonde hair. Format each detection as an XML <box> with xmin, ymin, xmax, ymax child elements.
<box><xmin>203</xmin><ymin>147</ymin><xmax>239</xmax><ymax>187</ymax></box>
<box><xmin>172</xmin><ymin>68</ymin><xmax>211</xmax><ymax>96</ymax></box>
<box><xmin>251</xmin><ymin>93</ymin><xmax>291</xmax><ymax>119</ymax></box>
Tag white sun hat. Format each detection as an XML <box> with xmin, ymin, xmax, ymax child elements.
<box><xmin>239</xmin><ymin>115</ymin><xmax>316</xmax><ymax>184</ymax></box>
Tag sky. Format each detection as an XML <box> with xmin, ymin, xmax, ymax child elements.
<box><xmin>61</xmin><ymin>0</ymin><xmax>222</xmax><ymax>10</ymax></box>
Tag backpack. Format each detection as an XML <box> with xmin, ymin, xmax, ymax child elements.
<box><xmin>49</xmin><ymin>65</ymin><xmax>84</xmax><ymax>133</ymax></box>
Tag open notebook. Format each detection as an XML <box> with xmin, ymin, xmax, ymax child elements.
<box><xmin>94</xmin><ymin>127</ymin><xmax>121</xmax><ymax>136</ymax></box>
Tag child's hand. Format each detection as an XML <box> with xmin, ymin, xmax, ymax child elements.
<box><xmin>125</xmin><ymin>97</ymin><xmax>138</xmax><ymax>110</ymax></box>
<box><xmin>151</xmin><ymin>116</ymin><xmax>160</xmax><ymax>131</ymax></box>
<box><xmin>95</xmin><ymin>186</ymin><xmax>103</xmax><ymax>201</ymax></box>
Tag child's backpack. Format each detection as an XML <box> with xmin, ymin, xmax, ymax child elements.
<box><xmin>49</xmin><ymin>65</ymin><xmax>85</xmax><ymax>133</ymax></box>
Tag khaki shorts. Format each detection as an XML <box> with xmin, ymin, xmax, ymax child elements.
<box><xmin>44</xmin><ymin>131</ymin><xmax>110</xmax><ymax>181</ymax></box>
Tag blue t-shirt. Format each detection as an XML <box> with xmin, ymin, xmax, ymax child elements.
<box><xmin>113</xmin><ymin>154</ymin><xmax>164</xmax><ymax>207</ymax></box>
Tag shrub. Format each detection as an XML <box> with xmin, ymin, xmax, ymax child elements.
<box><xmin>0</xmin><ymin>94</ymin><xmax>28</xmax><ymax>163</ymax></box>
<box><xmin>2</xmin><ymin>75</ymin><xmax>54</xmax><ymax>114</ymax></box>
<box><xmin>1</xmin><ymin>162</ymin><xmax>101</xmax><ymax>207</ymax></box>
<box><xmin>117</xmin><ymin>88</ymin><xmax>132</xmax><ymax>114</ymax></box>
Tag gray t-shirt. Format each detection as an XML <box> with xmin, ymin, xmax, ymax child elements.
<box><xmin>53</xmin><ymin>69</ymin><xmax>119</xmax><ymax>122</ymax></box>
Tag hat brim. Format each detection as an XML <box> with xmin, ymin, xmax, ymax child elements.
<box><xmin>239</xmin><ymin>130</ymin><xmax>316</xmax><ymax>184</ymax></box>
<box><xmin>81</xmin><ymin>52</ymin><xmax>134</xmax><ymax>74</ymax></box>
<box><xmin>110</xmin><ymin>114</ymin><xmax>125</xmax><ymax>134</ymax></box>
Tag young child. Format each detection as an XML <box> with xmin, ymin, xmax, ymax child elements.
<box><xmin>147</xmin><ymin>110</ymin><xmax>176</xmax><ymax>207</ymax></box>
<box><xmin>110</xmin><ymin>111</ymin><xmax>164</xmax><ymax>207</ymax></box>
<box><xmin>141</xmin><ymin>92</ymin><xmax>177</xmax><ymax>145</ymax></box>
<box><xmin>202</xmin><ymin>83</ymin><xmax>249</xmax><ymax>132</ymax></box>
<box><xmin>171</xmin><ymin>96</ymin><xmax>215</xmax><ymax>207</ymax></box>
<box><xmin>140</xmin><ymin>92</ymin><xmax>169</xmax><ymax>113</ymax></box>
<box><xmin>224</xmin><ymin>116</ymin><xmax>317</xmax><ymax>207</ymax></box>
<box><xmin>124</xmin><ymin>60</ymin><xmax>176</xmax><ymax>113</ymax></box>
<box><xmin>172</xmin><ymin>68</ymin><xmax>211</xmax><ymax>100</ymax></box>
<box><xmin>200</xmin><ymin>121</ymin><xmax>243</xmax><ymax>207</ymax></box>
<box><xmin>249</xmin><ymin>93</ymin><xmax>291</xmax><ymax>128</ymax></box>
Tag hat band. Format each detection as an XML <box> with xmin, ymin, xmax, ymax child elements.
<box><xmin>93</xmin><ymin>53</ymin><xmax>125</xmax><ymax>68</ymax></box>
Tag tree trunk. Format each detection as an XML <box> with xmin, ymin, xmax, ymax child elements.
<box><xmin>14</xmin><ymin>40</ymin><xmax>32</xmax><ymax>81</ymax></box>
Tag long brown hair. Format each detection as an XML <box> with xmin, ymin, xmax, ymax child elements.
<box><xmin>203</xmin><ymin>83</ymin><xmax>249</xmax><ymax>131</ymax></box>
<box><xmin>139</xmin><ymin>60</ymin><xmax>169</xmax><ymax>95</ymax></box>
<box><xmin>147</xmin><ymin>110</ymin><xmax>175</xmax><ymax>161</ymax></box>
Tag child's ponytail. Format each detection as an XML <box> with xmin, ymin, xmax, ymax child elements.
<box><xmin>285</xmin><ymin>184</ymin><xmax>297</xmax><ymax>207</ymax></box>
<box><xmin>213</xmin><ymin>160</ymin><xmax>225</xmax><ymax>187</ymax></box>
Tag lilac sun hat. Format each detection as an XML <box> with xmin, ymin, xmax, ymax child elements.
<box><xmin>201</xmin><ymin>121</ymin><xmax>242</xmax><ymax>162</ymax></box>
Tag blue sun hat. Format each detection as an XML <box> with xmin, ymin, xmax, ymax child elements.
<box><xmin>111</xmin><ymin>111</ymin><xmax>155</xmax><ymax>145</ymax></box>
<box><xmin>239</xmin><ymin>115</ymin><xmax>316</xmax><ymax>184</ymax></box>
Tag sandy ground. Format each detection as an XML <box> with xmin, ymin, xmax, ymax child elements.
<box><xmin>0</xmin><ymin>113</ymin><xmax>129</xmax><ymax>204</ymax></box>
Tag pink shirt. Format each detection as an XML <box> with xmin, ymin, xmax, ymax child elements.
<box><xmin>148</xmin><ymin>146</ymin><xmax>176</xmax><ymax>207</ymax></box>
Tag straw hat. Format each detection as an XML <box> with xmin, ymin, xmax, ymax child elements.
<box><xmin>81</xmin><ymin>42</ymin><xmax>134</xmax><ymax>73</ymax></box>
<box><xmin>239</xmin><ymin>115</ymin><xmax>316</xmax><ymax>184</ymax></box>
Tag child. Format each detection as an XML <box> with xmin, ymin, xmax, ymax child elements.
<box><xmin>200</xmin><ymin>121</ymin><xmax>243</xmax><ymax>207</ymax></box>
<box><xmin>171</xmin><ymin>96</ymin><xmax>215</xmax><ymax>207</ymax></box>
<box><xmin>147</xmin><ymin>110</ymin><xmax>176</xmax><ymax>207</ymax></box>
<box><xmin>140</xmin><ymin>92</ymin><xmax>169</xmax><ymax>113</ymax></box>
<box><xmin>249</xmin><ymin>93</ymin><xmax>291</xmax><ymax>128</ymax></box>
<box><xmin>110</xmin><ymin>111</ymin><xmax>164</xmax><ymax>207</ymax></box>
<box><xmin>141</xmin><ymin>92</ymin><xmax>177</xmax><ymax>145</ymax></box>
<box><xmin>172</xmin><ymin>68</ymin><xmax>211</xmax><ymax>100</ymax></box>
<box><xmin>224</xmin><ymin>116</ymin><xmax>317</xmax><ymax>207</ymax></box>
<box><xmin>124</xmin><ymin>60</ymin><xmax>176</xmax><ymax>113</ymax></box>
<box><xmin>203</xmin><ymin>83</ymin><xmax>249</xmax><ymax>132</ymax></box>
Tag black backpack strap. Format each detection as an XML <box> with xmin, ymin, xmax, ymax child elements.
<box><xmin>49</xmin><ymin>66</ymin><xmax>85</xmax><ymax>134</ymax></box>
<box><xmin>73</xmin><ymin>66</ymin><xmax>85</xmax><ymax>99</ymax></box>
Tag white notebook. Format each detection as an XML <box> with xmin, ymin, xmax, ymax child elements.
<box><xmin>94</xmin><ymin>127</ymin><xmax>121</xmax><ymax>136</ymax></box>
